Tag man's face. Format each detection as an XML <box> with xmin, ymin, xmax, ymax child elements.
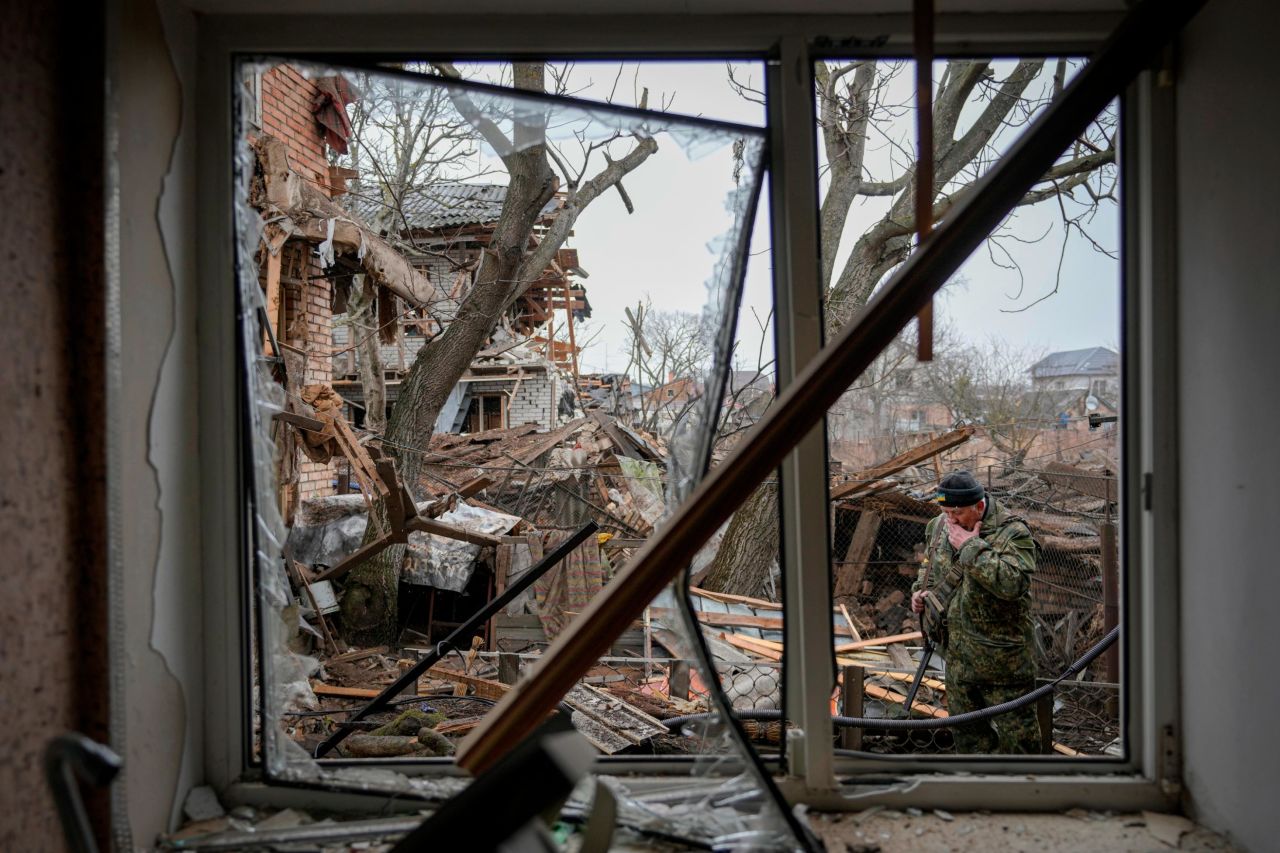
<box><xmin>942</xmin><ymin>500</ymin><xmax>985</xmax><ymax>531</ymax></box>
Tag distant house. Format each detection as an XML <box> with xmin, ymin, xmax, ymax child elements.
<box><xmin>1029</xmin><ymin>346</ymin><xmax>1119</xmax><ymax>396</ymax></box>
<box><xmin>642</xmin><ymin>376</ymin><xmax>701</xmax><ymax>428</ymax></box>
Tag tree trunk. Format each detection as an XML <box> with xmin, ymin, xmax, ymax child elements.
<box><xmin>337</xmin><ymin>63</ymin><xmax>657</xmax><ymax>646</ymax></box>
<box><xmin>698</xmin><ymin>484</ymin><xmax>779</xmax><ymax>598</ymax></box>
<box><xmin>339</xmin><ymin>64</ymin><xmax>558</xmax><ymax>646</ymax></box>
<box><xmin>349</xmin><ymin>277</ymin><xmax>387</xmax><ymax>435</ymax></box>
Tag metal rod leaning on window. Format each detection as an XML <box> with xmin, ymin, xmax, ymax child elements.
<box><xmin>458</xmin><ymin>0</ymin><xmax>1208</xmax><ymax>775</ymax></box>
<box><xmin>313</xmin><ymin>520</ymin><xmax>598</xmax><ymax>758</ymax></box>
<box><xmin>914</xmin><ymin>0</ymin><xmax>935</xmax><ymax>362</ymax></box>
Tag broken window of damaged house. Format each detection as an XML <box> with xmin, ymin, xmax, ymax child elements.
<box><xmin>210</xmin><ymin>51</ymin><xmax>1127</xmax><ymax>849</ymax></box>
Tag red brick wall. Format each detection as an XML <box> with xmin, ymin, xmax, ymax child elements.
<box><xmin>260</xmin><ymin>65</ymin><xmax>330</xmax><ymax>190</ymax></box>
<box><xmin>260</xmin><ymin>65</ymin><xmax>336</xmax><ymax>499</ymax></box>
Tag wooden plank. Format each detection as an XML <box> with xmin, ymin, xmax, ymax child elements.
<box><xmin>274</xmin><ymin>411</ymin><xmax>328</xmax><ymax>434</ymax></box>
<box><xmin>311</xmin><ymin>683</ymin><xmax>381</xmax><ymax>699</ymax></box>
<box><xmin>834</xmin><ymin>511</ymin><xmax>881</xmax><ymax>599</ymax></box>
<box><xmin>1040</xmin><ymin>461</ymin><xmax>1117</xmax><ymax>502</ymax></box>
<box><xmin>589</xmin><ymin>410</ymin><xmax>641</xmax><ymax>458</ymax></box>
<box><xmin>426</xmin><ymin>666</ymin><xmax>510</xmax><ymax>701</ymax></box>
<box><xmin>435</xmin><ymin>717</ymin><xmax>484</xmax><ymax>737</ymax></box>
<box><xmin>310</xmin><ymin>533</ymin><xmax>396</xmax><ymax>584</ymax></box>
<box><xmin>327</xmin><ymin>646</ymin><xmax>388</xmax><ymax>665</ymax></box>
<box><xmin>829</xmin><ymin>427</ymin><xmax>975</xmax><ymax>500</ymax></box>
<box><xmin>263</xmin><ymin>246</ymin><xmax>282</xmax><ymax>355</ymax></box>
<box><xmin>719</xmin><ymin>632</ymin><xmax>782</xmax><ymax>660</ymax></box>
<box><xmin>838</xmin><ymin>603</ymin><xmax>864</xmax><ymax>644</ymax></box>
<box><xmin>407</xmin><ymin>515</ymin><xmax>502</xmax><ymax>548</ymax></box>
<box><xmin>834</xmin><ymin>631</ymin><xmax>923</xmax><ymax>654</ymax></box>
<box><xmin>864</xmin><ymin>683</ymin><xmax>949</xmax><ymax>719</ymax></box>
<box><xmin>689</xmin><ymin>587</ymin><xmax>783</xmax><ymax>611</ymax></box>
<box><xmin>457</xmin><ymin>418</ymin><xmax>587</xmax><ymax>498</ymax></box>
<box><xmin>867</xmin><ymin>669</ymin><xmax>946</xmax><ymax>693</ymax></box>
<box><xmin>720</xmin><ymin>632</ymin><xmax>891</xmax><ymax>670</ymax></box>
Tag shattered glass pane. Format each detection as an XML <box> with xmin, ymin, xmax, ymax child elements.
<box><xmin>235</xmin><ymin>58</ymin><xmax>805</xmax><ymax>848</ymax></box>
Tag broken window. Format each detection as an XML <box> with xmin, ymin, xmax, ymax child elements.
<box><xmin>816</xmin><ymin>56</ymin><xmax>1123</xmax><ymax>762</ymax></box>
<box><xmin>235</xmin><ymin>57</ymin><xmax>807</xmax><ymax>846</ymax></box>
<box><xmin>463</xmin><ymin>394</ymin><xmax>506</xmax><ymax>433</ymax></box>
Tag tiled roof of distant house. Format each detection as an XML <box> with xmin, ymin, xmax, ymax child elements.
<box><xmin>353</xmin><ymin>182</ymin><xmax>561</xmax><ymax>232</ymax></box>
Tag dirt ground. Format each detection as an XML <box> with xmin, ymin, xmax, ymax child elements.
<box><xmin>807</xmin><ymin>808</ymin><xmax>1238</xmax><ymax>853</ymax></box>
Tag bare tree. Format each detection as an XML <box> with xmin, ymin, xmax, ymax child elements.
<box><xmin>810</xmin><ymin>58</ymin><xmax>1116</xmax><ymax>332</ymax></box>
<box><xmin>340</xmin><ymin>63</ymin><xmax>659</xmax><ymax>645</ymax></box>
<box><xmin>921</xmin><ymin>338</ymin><xmax>1052</xmax><ymax>465</ymax></box>
<box><xmin>621</xmin><ymin>302</ymin><xmax>712</xmax><ymax>432</ymax></box>
<box><xmin>703</xmin><ymin>58</ymin><xmax>1116</xmax><ymax>598</ymax></box>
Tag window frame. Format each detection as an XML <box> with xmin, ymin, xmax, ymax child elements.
<box><xmin>196</xmin><ymin>10</ymin><xmax>1179</xmax><ymax>813</ymax></box>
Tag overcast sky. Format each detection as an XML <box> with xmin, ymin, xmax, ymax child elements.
<box><xmin>453</xmin><ymin>60</ymin><xmax>1121</xmax><ymax>377</ymax></box>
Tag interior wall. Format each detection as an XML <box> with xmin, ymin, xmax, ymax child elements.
<box><xmin>1176</xmin><ymin>1</ymin><xmax>1280</xmax><ymax>851</ymax></box>
<box><xmin>116</xmin><ymin>0</ymin><xmax>205</xmax><ymax>842</ymax></box>
<box><xmin>0</xmin><ymin>5</ymin><xmax>109</xmax><ymax>850</ymax></box>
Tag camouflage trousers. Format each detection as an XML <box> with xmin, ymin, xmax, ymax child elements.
<box><xmin>945</xmin><ymin>677</ymin><xmax>1043</xmax><ymax>754</ymax></box>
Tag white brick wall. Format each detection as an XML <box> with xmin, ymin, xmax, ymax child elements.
<box><xmin>468</xmin><ymin>370</ymin><xmax>557</xmax><ymax>431</ymax></box>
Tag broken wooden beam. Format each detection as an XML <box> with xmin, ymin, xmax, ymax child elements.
<box><xmin>255</xmin><ymin>135</ymin><xmax>439</xmax><ymax>307</ymax></box>
<box><xmin>834</xmin><ymin>510</ymin><xmax>882</xmax><ymax>599</ymax></box>
<box><xmin>830</xmin><ymin>427</ymin><xmax>975</xmax><ymax>500</ymax></box>
<box><xmin>427</xmin><ymin>667</ymin><xmax>509</xmax><ymax>701</ymax></box>
<box><xmin>834</xmin><ymin>631</ymin><xmax>923</xmax><ymax>654</ymax></box>
<box><xmin>406</xmin><ymin>515</ymin><xmax>502</xmax><ymax>548</ymax></box>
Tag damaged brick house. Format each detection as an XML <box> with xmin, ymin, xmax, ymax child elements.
<box><xmin>335</xmin><ymin>182</ymin><xmax>591</xmax><ymax>435</ymax></box>
<box><xmin>247</xmin><ymin>65</ymin><xmax>590</xmax><ymax>514</ymax></box>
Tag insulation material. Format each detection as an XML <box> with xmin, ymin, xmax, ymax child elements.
<box><xmin>616</xmin><ymin>456</ymin><xmax>665</xmax><ymax>527</ymax></box>
<box><xmin>401</xmin><ymin>501</ymin><xmax>521</xmax><ymax>591</ymax></box>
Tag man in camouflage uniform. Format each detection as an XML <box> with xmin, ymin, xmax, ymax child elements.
<box><xmin>911</xmin><ymin>471</ymin><xmax>1042</xmax><ymax>754</ymax></box>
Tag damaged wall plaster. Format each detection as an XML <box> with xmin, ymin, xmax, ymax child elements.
<box><xmin>1176</xmin><ymin>1</ymin><xmax>1280</xmax><ymax>851</ymax></box>
<box><xmin>118</xmin><ymin>0</ymin><xmax>205</xmax><ymax>840</ymax></box>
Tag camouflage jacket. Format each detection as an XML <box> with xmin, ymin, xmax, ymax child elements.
<box><xmin>912</xmin><ymin>499</ymin><xmax>1038</xmax><ymax>684</ymax></box>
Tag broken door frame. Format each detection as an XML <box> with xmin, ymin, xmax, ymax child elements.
<box><xmin>193</xmin><ymin>7</ymin><xmax>1181</xmax><ymax>815</ymax></box>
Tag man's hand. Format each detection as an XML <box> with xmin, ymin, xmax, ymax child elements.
<box><xmin>910</xmin><ymin>590</ymin><xmax>927</xmax><ymax>613</ymax></box>
<box><xmin>946</xmin><ymin>515</ymin><xmax>980</xmax><ymax>550</ymax></box>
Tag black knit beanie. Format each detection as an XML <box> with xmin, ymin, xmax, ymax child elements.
<box><xmin>935</xmin><ymin>470</ymin><xmax>984</xmax><ymax>507</ymax></box>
